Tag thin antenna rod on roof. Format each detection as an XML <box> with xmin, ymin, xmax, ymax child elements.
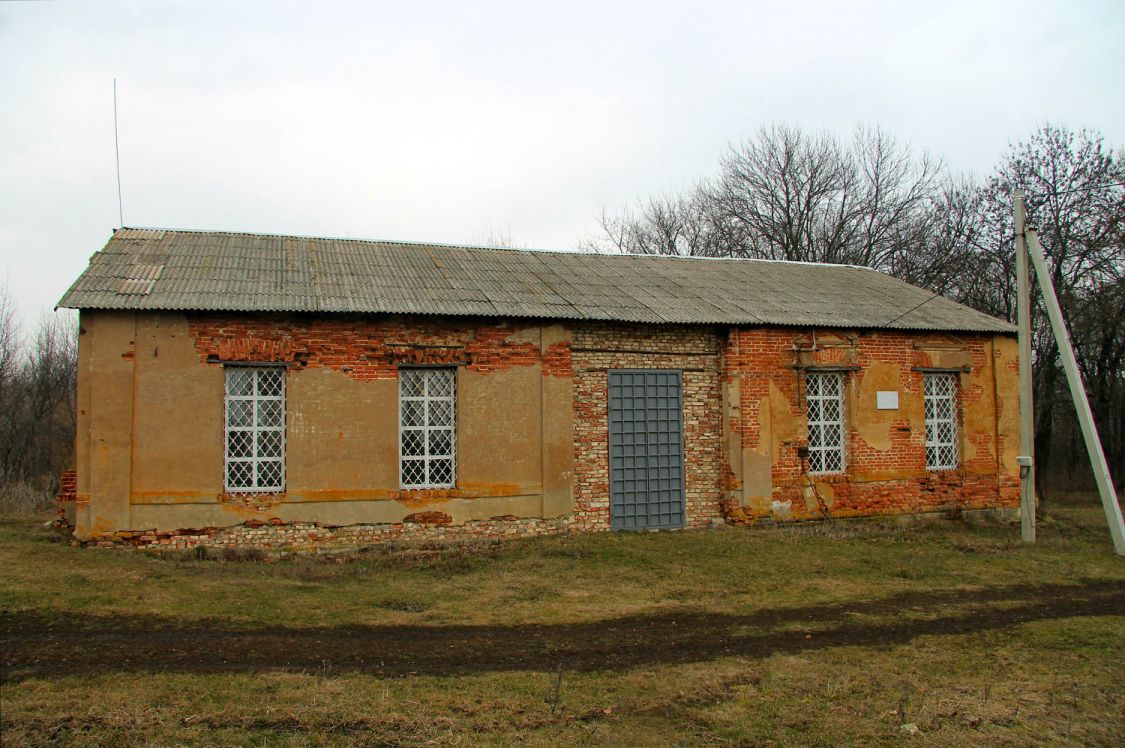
<box><xmin>113</xmin><ymin>78</ymin><xmax>124</xmax><ymax>228</ymax></box>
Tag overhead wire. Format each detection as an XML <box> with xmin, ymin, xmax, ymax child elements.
<box><xmin>874</xmin><ymin>179</ymin><xmax>1124</xmax><ymax>328</ymax></box>
<box><xmin>1026</xmin><ymin>180</ymin><xmax>1125</xmax><ymax>198</ymax></box>
<box><xmin>877</xmin><ymin>291</ymin><xmax>945</xmax><ymax>329</ymax></box>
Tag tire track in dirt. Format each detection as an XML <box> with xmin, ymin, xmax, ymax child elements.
<box><xmin>3</xmin><ymin>579</ymin><xmax>1122</xmax><ymax>681</ymax></box>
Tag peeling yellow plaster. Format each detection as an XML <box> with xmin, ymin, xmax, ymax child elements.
<box><xmin>963</xmin><ymin>375</ymin><xmax>997</xmax><ymax>465</ymax></box>
<box><xmin>742</xmin><ymin>450</ymin><xmax>772</xmax><ymax>509</ymax></box>
<box><xmin>926</xmin><ymin>349</ymin><xmax>974</xmax><ymax>370</ymax></box>
<box><xmin>504</xmin><ymin>326</ymin><xmax>541</xmax><ymax>345</ymax></box>
<box><xmin>768</xmin><ymin>382</ymin><xmax>796</xmax><ymax>462</ymax></box>
<box><xmin>801</xmin><ymin>479</ymin><xmax>835</xmax><ymax>513</ymax></box>
<box><xmin>754</xmin><ymin>396</ymin><xmax>771</xmax><ymax>456</ymax></box>
<box><xmin>855</xmin><ymin>362</ymin><xmax>902</xmax><ymax>451</ymax></box>
<box><xmin>993</xmin><ymin>337</ymin><xmax>1021</xmax><ymax>476</ymax></box>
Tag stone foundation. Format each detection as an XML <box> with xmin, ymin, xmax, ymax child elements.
<box><xmin>79</xmin><ymin>514</ymin><xmax>577</xmax><ymax>553</ymax></box>
<box><xmin>76</xmin><ymin>503</ymin><xmax>1022</xmax><ymax>555</ymax></box>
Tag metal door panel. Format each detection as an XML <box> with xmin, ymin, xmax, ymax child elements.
<box><xmin>608</xmin><ymin>370</ymin><xmax>685</xmax><ymax>530</ymax></box>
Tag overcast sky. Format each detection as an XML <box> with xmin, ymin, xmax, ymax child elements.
<box><xmin>2</xmin><ymin>0</ymin><xmax>1122</xmax><ymax>319</ymax></box>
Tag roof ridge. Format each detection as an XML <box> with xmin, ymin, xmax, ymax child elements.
<box><xmin>116</xmin><ymin>227</ymin><xmax>874</xmax><ymax>270</ymax></box>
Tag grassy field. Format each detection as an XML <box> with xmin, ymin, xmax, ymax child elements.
<box><xmin>2</xmin><ymin>495</ymin><xmax>1123</xmax><ymax>746</ymax></box>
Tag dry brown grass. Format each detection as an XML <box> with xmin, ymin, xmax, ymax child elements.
<box><xmin>1</xmin><ymin>496</ymin><xmax>1123</xmax><ymax>746</ymax></box>
<box><xmin>0</xmin><ymin>479</ymin><xmax>56</xmax><ymax>516</ymax></box>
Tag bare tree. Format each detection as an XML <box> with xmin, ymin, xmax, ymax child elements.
<box><xmin>967</xmin><ymin>126</ymin><xmax>1125</xmax><ymax>489</ymax></box>
<box><xmin>895</xmin><ymin>177</ymin><xmax>984</xmax><ymax>296</ymax></box>
<box><xmin>590</xmin><ymin>124</ymin><xmax>944</xmax><ymax>272</ymax></box>
<box><xmin>469</xmin><ymin>223</ymin><xmax>520</xmax><ymax>249</ymax></box>
<box><xmin>0</xmin><ymin>290</ymin><xmax>20</xmax><ymax>489</ymax></box>
<box><xmin>0</xmin><ymin>287</ymin><xmax>79</xmax><ymax>512</ymax></box>
<box><xmin>850</xmin><ymin>126</ymin><xmax>944</xmax><ymax>270</ymax></box>
<box><xmin>705</xmin><ymin>124</ymin><xmax>852</xmax><ymax>261</ymax></box>
<box><xmin>593</xmin><ymin>188</ymin><xmax>722</xmax><ymax>257</ymax></box>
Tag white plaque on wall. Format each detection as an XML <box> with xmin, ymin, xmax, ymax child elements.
<box><xmin>876</xmin><ymin>391</ymin><xmax>899</xmax><ymax>410</ymax></box>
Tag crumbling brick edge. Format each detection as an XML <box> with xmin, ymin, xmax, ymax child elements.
<box><xmin>720</xmin><ymin>498</ymin><xmax>1019</xmax><ymax>527</ymax></box>
<box><xmin>67</xmin><ymin>503</ymin><xmax>1020</xmax><ymax>555</ymax></box>
<box><xmin>54</xmin><ymin>469</ymin><xmax>78</xmax><ymax>528</ymax></box>
<box><xmin>74</xmin><ymin>513</ymin><xmax>581</xmax><ymax>553</ymax></box>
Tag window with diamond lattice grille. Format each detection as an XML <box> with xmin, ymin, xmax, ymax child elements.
<box><xmin>225</xmin><ymin>367</ymin><xmax>286</xmax><ymax>492</ymax></box>
<box><xmin>924</xmin><ymin>372</ymin><xmax>959</xmax><ymax>470</ymax></box>
<box><xmin>399</xmin><ymin>368</ymin><xmax>457</xmax><ymax>489</ymax></box>
<box><xmin>805</xmin><ymin>371</ymin><xmax>846</xmax><ymax>474</ymax></box>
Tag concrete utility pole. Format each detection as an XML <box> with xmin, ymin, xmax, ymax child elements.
<box><xmin>1013</xmin><ymin>191</ymin><xmax>1036</xmax><ymax>543</ymax></box>
<box><xmin>1023</xmin><ymin>223</ymin><xmax>1125</xmax><ymax>556</ymax></box>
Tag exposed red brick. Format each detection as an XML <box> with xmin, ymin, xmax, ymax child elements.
<box><xmin>188</xmin><ymin>314</ymin><xmax>554</xmax><ymax>381</ymax></box>
<box><xmin>721</xmin><ymin>327</ymin><xmax>1018</xmax><ymax>521</ymax></box>
<box><xmin>541</xmin><ymin>341</ymin><xmax>573</xmax><ymax>378</ymax></box>
<box><xmin>56</xmin><ymin>470</ymin><xmax>77</xmax><ymax>504</ymax></box>
<box><xmin>403</xmin><ymin>511</ymin><xmax>453</xmax><ymax>525</ymax></box>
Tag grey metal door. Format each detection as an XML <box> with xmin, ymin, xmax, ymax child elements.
<box><xmin>608</xmin><ymin>370</ymin><xmax>685</xmax><ymax>530</ymax></box>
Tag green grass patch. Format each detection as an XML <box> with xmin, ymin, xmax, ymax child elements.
<box><xmin>2</xmin><ymin>496</ymin><xmax>1123</xmax><ymax>745</ymax></box>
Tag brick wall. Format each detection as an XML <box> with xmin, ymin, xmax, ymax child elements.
<box><xmin>188</xmin><ymin>313</ymin><xmax>546</xmax><ymax>377</ymax></box>
<box><xmin>570</xmin><ymin>323</ymin><xmax>724</xmax><ymax>530</ymax></box>
<box><xmin>56</xmin><ymin>469</ymin><xmax>78</xmax><ymax>504</ymax></box>
<box><xmin>722</xmin><ymin>327</ymin><xmax>1019</xmax><ymax>523</ymax></box>
<box><xmin>55</xmin><ymin>469</ymin><xmax>78</xmax><ymax>525</ymax></box>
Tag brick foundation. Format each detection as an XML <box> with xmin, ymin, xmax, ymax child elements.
<box><xmin>80</xmin><ymin>515</ymin><xmax>576</xmax><ymax>553</ymax></box>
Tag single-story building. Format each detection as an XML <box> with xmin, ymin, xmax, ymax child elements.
<box><xmin>56</xmin><ymin>228</ymin><xmax>1021</xmax><ymax>549</ymax></box>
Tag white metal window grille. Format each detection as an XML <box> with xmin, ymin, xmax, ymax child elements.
<box><xmin>806</xmin><ymin>371</ymin><xmax>846</xmax><ymax>474</ymax></box>
<box><xmin>925</xmin><ymin>372</ymin><xmax>959</xmax><ymax>470</ymax></box>
<box><xmin>224</xmin><ymin>367</ymin><xmax>286</xmax><ymax>492</ymax></box>
<box><xmin>399</xmin><ymin>368</ymin><xmax>456</xmax><ymax>489</ymax></box>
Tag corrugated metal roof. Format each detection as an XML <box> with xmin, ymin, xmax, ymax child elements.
<box><xmin>57</xmin><ymin>228</ymin><xmax>1015</xmax><ymax>333</ymax></box>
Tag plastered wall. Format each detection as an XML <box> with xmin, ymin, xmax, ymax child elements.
<box><xmin>73</xmin><ymin>311</ymin><xmax>575</xmax><ymax>538</ymax></box>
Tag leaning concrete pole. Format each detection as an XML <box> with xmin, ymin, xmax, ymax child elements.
<box><xmin>1013</xmin><ymin>191</ymin><xmax>1036</xmax><ymax>543</ymax></box>
<box><xmin>1024</xmin><ymin>224</ymin><xmax>1125</xmax><ymax>556</ymax></box>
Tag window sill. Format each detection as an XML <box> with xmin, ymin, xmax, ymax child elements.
<box><xmin>219</xmin><ymin>491</ymin><xmax>286</xmax><ymax>507</ymax></box>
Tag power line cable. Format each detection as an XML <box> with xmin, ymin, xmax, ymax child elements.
<box><xmin>878</xmin><ymin>291</ymin><xmax>944</xmax><ymax>329</ymax></box>
<box><xmin>1027</xmin><ymin>180</ymin><xmax>1125</xmax><ymax>198</ymax></box>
